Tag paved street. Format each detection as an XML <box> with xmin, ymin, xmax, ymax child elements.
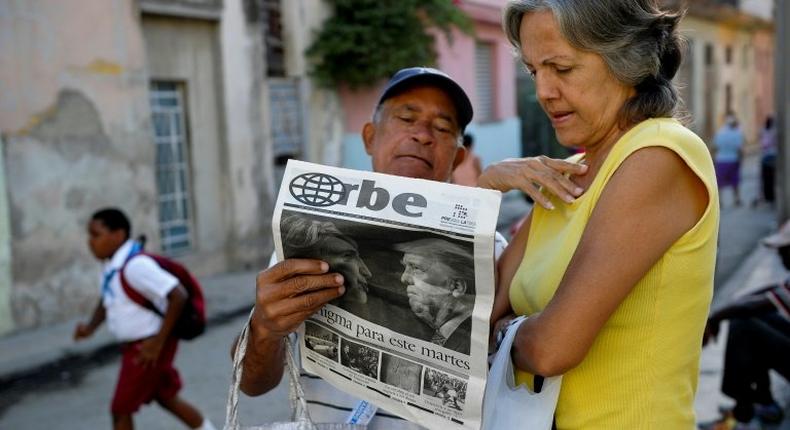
<box><xmin>0</xmin><ymin>312</ymin><xmax>294</xmax><ymax>429</ymax></box>
<box><xmin>0</xmin><ymin>154</ymin><xmax>788</xmax><ymax>429</ymax></box>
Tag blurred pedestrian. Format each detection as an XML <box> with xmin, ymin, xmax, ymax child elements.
<box><xmin>701</xmin><ymin>221</ymin><xmax>790</xmax><ymax>430</ymax></box>
<box><xmin>753</xmin><ymin>115</ymin><xmax>778</xmax><ymax>207</ymax></box>
<box><xmin>485</xmin><ymin>0</ymin><xmax>719</xmax><ymax>428</ymax></box>
<box><xmin>451</xmin><ymin>133</ymin><xmax>483</xmax><ymax>186</ymax></box>
<box><xmin>713</xmin><ymin>114</ymin><xmax>746</xmax><ymax>207</ymax></box>
<box><xmin>74</xmin><ymin>208</ymin><xmax>214</xmax><ymax>430</ymax></box>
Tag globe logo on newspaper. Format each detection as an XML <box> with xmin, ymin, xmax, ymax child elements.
<box><xmin>289</xmin><ymin>173</ymin><xmax>347</xmax><ymax>207</ymax></box>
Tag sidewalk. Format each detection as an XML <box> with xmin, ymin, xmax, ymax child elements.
<box><xmin>695</xmin><ymin>243</ymin><xmax>790</xmax><ymax>429</ymax></box>
<box><xmin>0</xmin><ymin>270</ymin><xmax>260</xmax><ymax>383</ymax></box>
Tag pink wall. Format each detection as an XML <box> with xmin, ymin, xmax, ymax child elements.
<box><xmin>435</xmin><ymin>14</ymin><xmax>516</xmax><ymax>122</ymax></box>
<box><xmin>339</xmin><ymin>0</ymin><xmax>515</xmax><ymax>133</ymax></box>
<box><xmin>338</xmin><ymin>81</ymin><xmax>386</xmax><ymax>136</ymax></box>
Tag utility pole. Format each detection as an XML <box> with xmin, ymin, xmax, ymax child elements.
<box><xmin>778</xmin><ymin>0</ymin><xmax>789</xmax><ymax>222</ymax></box>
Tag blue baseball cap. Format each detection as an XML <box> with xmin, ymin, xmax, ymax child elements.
<box><xmin>377</xmin><ymin>67</ymin><xmax>474</xmax><ymax>130</ymax></box>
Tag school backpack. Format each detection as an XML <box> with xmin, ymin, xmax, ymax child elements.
<box><xmin>119</xmin><ymin>252</ymin><xmax>207</xmax><ymax>340</ymax></box>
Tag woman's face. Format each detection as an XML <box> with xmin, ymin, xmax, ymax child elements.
<box><xmin>320</xmin><ymin>236</ymin><xmax>372</xmax><ymax>302</ymax></box>
<box><xmin>519</xmin><ymin>11</ymin><xmax>635</xmax><ymax>150</ymax></box>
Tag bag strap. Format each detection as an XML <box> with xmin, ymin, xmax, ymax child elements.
<box><xmin>118</xmin><ymin>246</ymin><xmax>163</xmax><ymax>316</ymax></box>
<box><xmin>225</xmin><ymin>309</ymin><xmax>316</xmax><ymax>429</ymax></box>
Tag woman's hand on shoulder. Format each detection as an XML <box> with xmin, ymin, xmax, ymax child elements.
<box><xmin>478</xmin><ymin>156</ymin><xmax>588</xmax><ymax>210</ymax></box>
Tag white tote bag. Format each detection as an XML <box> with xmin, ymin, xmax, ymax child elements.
<box><xmin>482</xmin><ymin>316</ymin><xmax>562</xmax><ymax>430</ymax></box>
<box><xmin>224</xmin><ymin>311</ymin><xmax>366</xmax><ymax>430</ymax></box>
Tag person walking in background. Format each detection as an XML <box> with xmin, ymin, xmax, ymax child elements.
<box><xmin>701</xmin><ymin>221</ymin><xmax>790</xmax><ymax>430</ymax></box>
<box><xmin>482</xmin><ymin>0</ymin><xmax>719</xmax><ymax>428</ymax></box>
<box><xmin>754</xmin><ymin>115</ymin><xmax>778</xmax><ymax>207</ymax></box>
<box><xmin>74</xmin><ymin>208</ymin><xmax>214</xmax><ymax>430</ymax></box>
<box><xmin>713</xmin><ymin>113</ymin><xmax>746</xmax><ymax>207</ymax></box>
<box><xmin>451</xmin><ymin>133</ymin><xmax>483</xmax><ymax>186</ymax></box>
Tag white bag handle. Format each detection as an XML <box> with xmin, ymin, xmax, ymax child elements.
<box><xmin>482</xmin><ymin>316</ymin><xmax>562</xmax><ymax>430</ymax></box>
<box><xmin>225</xmin><ymin>309</ymin><xmax>317</xmax><ymax>430</ymax></box>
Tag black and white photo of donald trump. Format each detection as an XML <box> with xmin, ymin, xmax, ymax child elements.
<box><xmin>395</xmin><ymin>238</ymin><xmax>475</xmax><ymax>355</ymax></box>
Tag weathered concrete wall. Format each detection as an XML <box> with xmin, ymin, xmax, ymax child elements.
<box><xmin>142</xmin><ymin>15</ymin><xmax>232</xmax><ymax>274</ymax></box>
<box><xmin>218</xmin><ymin>0</ymin><xmax>276</xmax><ymax>267</ymax></box>
<box><xmin>0</xmin><ymin>0</ymin><xmax>158</xmax><ymax>331</ymax></box>
<box><xmin>0</xmin><ymin>136</ymin><xmax>13</xmax><ymax>335</ymax></box>
<box><xmin>282</xmin><ymin>0</ymin><xmax>345</xmax><ymax>167</ymax></box>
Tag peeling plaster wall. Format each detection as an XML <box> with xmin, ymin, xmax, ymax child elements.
<box><xmin>142</xmin><ymin>16</ymin><xmax>232</xmax><ymax>275</ymax></box>
<box><xmin>0</xmin><ymin>0</ymin><xmax>157</xmax><ymax>331</ymax></box>
<box><xmin>282</xmin><ymin>0</ymin><xmax>344</xmax><ymax>167</ymax></box>
<box><xmin>218</xmin><ymin>0</ymin><xmax>275</xmax><ymax>267</ymax></box>
<box><xmin>0</xmin><ymin>136</ymin><xmax>13</xmax><ymax>335</ymax></box>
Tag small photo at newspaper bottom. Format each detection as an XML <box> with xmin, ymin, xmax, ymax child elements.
<box><xmin>304</xmin><ymin>321</ymin><xmax>339</xmax><ymax>362</ymax></box>
<box><xmin>380</xmin><ymin>353</ymin><xmax>423</xmax><ymax>395</ymax></box>
<box><xmin>423</xmin><ymin>368</ymin><xmax>468</xmax><ymax>412</ymax></box>
<box><xmin>280</xmin><ymin>209</ymin><xmax>476</xmax><ymax>355</ymax></box>
<box><xmin>340</xmin><ymin>338</ymin><xmax>380</xmax><ymax>379</ymax></box>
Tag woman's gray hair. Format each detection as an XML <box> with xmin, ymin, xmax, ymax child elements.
<box><xmin>503</xmin><ymin>0</ymin><xmax>685</xmax><ymax>126</ymax></box>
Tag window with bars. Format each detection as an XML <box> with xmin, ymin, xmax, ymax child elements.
<box><xmin>149</xmin><ymin>82</ymin><xmax>193</xmax><ymax>254</ymax></box>
<box><xmin>475</xmin><ymin>41</ymin><xmax>495</xmax><ymax>123</ymax></box>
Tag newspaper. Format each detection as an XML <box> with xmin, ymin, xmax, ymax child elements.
<box><xmin>272</xmin><ymin>160</ymin><xmax>502</xmax><ymax>430</ymax></box>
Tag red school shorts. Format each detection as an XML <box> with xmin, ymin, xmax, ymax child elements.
<box><xmin>110</xmin><ymin>336</ymin><xmax>182</xmax><ymax>415</ymax></box>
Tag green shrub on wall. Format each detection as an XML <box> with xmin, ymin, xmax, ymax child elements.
<box><xmin>306</xmin><ymin>0</ymin><xmax>473</xmax><ymax>88</ymax></box>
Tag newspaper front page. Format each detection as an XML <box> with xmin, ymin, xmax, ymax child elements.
<box><xmin>273</xmin><ymin>160</ymin><xmax>501</xmax><ymax>430</ymax></box>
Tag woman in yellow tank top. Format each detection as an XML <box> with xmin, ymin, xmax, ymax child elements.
<box><xmin>478</xmin><ymin>1</ymin><xmax>719</xmax><ymax>429</ymax></box>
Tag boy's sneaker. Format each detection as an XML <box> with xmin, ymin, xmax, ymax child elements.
<box><xmin>754</xmin><ymin>402</ymin><xmax>783</xmax><ymax>424</ymax></box>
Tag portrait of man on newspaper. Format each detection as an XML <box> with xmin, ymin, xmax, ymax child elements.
<box><xmin>395</xmin><ymin>238</ymin><xmax>475</xmax><ymax>355</ymax></box>
<box><xmin>280</xmin><ymin>210</ymin><xmax>455</xmax><ymax>341</ymax></box>
<box><xmin>280</xmin><ymin>213</ymin><xmax>372</xmax><ymax>309</ymax></box>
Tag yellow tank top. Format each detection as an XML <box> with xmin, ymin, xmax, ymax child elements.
<box><xmin>510</xmin><ymin>118</ymin><xmax>719</xmax><ymax>429</ymax></box>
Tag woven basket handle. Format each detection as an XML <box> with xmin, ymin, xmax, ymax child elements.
<box><xmin>225</xmin><ymin>309</ymin><xmax>315</xmax><ymax>429</ymax></box>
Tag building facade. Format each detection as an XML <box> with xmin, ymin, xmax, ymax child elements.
<box><xmin>673</xmin><ymin>0</ymin><xmax>775</xmax><ymax>146</ymax></box>
<box><xmin>0</xmin><ymin>0</ymin><xmax>278</xmax><ymax>335</ymax></box>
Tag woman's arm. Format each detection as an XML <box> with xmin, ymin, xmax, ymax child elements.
<box><xmin>512</xmin><ymin>146</ymin><xmax>709</xmax><ymax>376</ymax></box>
<box><xmin>491</xmin><ymin>212</ymin><xmax>533</xmax><ymax>327</ymax></box>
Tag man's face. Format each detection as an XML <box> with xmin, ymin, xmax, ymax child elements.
<box><xmin>87</xmin><ymin>219</ymin><xmax>125</xmax><ymax>260</ymax></box>
<box><xmin>320</xmin><ymin>236</ymin><xmax>372</xmax><ymax>301</ymax></box>
<box><xmin>400</xmin><ymin>253</ymin><xmax>454</xmax><ymax>325</ymax></box>
<box><xmin>363</xmin><ymin>86</ymin><xmax>466</xmax><ymax>182</ymax></box>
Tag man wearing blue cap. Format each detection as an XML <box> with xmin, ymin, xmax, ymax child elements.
<box><xmin>237</xmin><ymin>67</ymin><xmax>479</xmax><ymax>429</ymax></box>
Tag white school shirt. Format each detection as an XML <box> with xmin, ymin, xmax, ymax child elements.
<box><xmin>266</xmin><ymin>232</ymin><xmax>507</xmax><ymax>429</ymax></box>
<box><xmin>101</xmin><ymin>240</ymin><xmax>179</xmax><ymax>342</ymax></box>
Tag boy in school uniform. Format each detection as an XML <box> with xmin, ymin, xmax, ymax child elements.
<box><xmin>74</xmin><ymin>208</ymin><xmax>215</xmax><ymax>430</ymax></box>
